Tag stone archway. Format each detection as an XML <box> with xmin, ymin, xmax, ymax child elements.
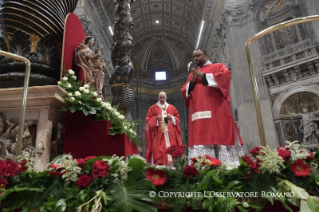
<box><xmin>273</xmin><ymin>85</ymin><xmax>319</xmax><ymax>119</ymax></box>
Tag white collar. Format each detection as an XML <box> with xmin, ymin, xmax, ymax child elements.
<box><xmin>202</xmin><ymin>60</ymin><xmax>212</xmax><ymax>67</ymax></box>
<box><xmin>156</xmin><ymin>101</ymin><xmax>169</xmax><ymax>109</ymax></box>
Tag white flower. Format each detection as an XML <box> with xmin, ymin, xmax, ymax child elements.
<box><xmin>124</xmin><ymin>126</ymin><xmax>128</xmax><ymax>130</ymax></box>
<box><xmin>70</xmin><ymin>97</ymin><xmax>75</xmax><ymax>101</ymax></box>
<box><xmin>67</xmin><ymin>83</ymin><xmax>71</xmax><ymax>88</ymax></box>
<box><xmin>72</xmin><ymin>76</ymin><xmax>77</xmax><ymax>80</ymax></box>
<box><xmin>106</xmin><ymin>106</ymin><xmax>113</xmax><ymax>111</ymax></box>
<box><xmin>62</xmin><ymin>77</ymin><xmax>68</xmax><ymax>81</ymax></box>
<box><xmin>101</xmin><ymin>103</ymin><xmax>108</xmax><ymax>108</ymax></box>
<box><xmin>68</xmin><ymin>93</ymin><xmax>73</xmax><ymax>97</ymax></box>
<box><xmin>74</xmin><ymin>91</ymin><xmax>81</xmax><ymax>97</ymax></box>
<box><xmin>84</xmin><ymin>84</ymin><xmax>89</xmax><ymax>89</ymax></box>
<box><xmin>129</xmin><ymin>129</ymin><xmax>134</xmax><ymax>133</ymax></box>
<box><xmin>79</xmin><ymin>87</ymin><xmax>84</xmax><ymax>91</ymax></box>
<box><xmin>68</xmin><ymin>69</ymin><xmax>75</xmax><ymax>75</ymax></box>
<box><xmin>96</xmin><ymin>98</ymin><xmax>102</xmax><ymax>102</ymax></box>
<box><xmin>57</xmin><ymin>81</ymin><xmax>61</xmax><ymax>85</ymax></box>
<box><xmin>84</xmin><ymin>89</ymin><xmax>89</xmax><ymax>94</ymax></box>
<box><xmin>93</xmin><ymin>92</ymin><xmax>98</xmax><ymax>97</ymax></box>
<box><xmin>119</xmin><ymin>115</ymin><xmax>125</xmax><ymax>120</ymax></box>
<box><xmin>114</xmin><ymin>111</ymin><xmax>120</xmax><ymax>116</ymax></box>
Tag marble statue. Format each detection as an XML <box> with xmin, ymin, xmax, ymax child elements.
<box><xmin>289</xmin><ymin>107</ymin><xmax>319</xmax><ymax>145</ymax></box>
<box><xmin>75</xmin><ymin>36</ymin><xmax>105</xmax><ymax>98</ymax></box>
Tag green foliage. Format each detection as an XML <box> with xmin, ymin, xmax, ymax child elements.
<box><xmin>107</xmin><ymin>169</ymin><xmax>158</xmax><ymax>212</ymax></box>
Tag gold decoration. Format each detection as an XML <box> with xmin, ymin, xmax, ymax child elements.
<box><xmin>160</xmin><ymin>119</ymin><xmax>165</xmax><ymax>133</ymax></box>
<box><xmin>30</xmin><ymin>34</ymin><xmax>41</xmax><ymax>53</ymax></box>
<box><xmin>5</xmin><ymin>35</ymin><xmax>12</xmax><ymax>53</ymax></box>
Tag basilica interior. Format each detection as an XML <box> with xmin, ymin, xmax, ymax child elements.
<box><xmin>1</xmin><ymin>0</ymin><xmax>319</xmax><ymax>159</ymax></box>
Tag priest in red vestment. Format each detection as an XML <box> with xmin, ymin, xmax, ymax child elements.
<box><xmin>181</xmin><ymin>48</ymin><xmax>244</xmax><ymax>166</ymax></box>
<box><xmin>145</xmin><ymin>92</ymin><xmax>182</xmax><ymax>165</ymax></box>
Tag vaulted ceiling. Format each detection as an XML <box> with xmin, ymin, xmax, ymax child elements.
<box><xmin>101</xmin><ymin>0</ymin><xmax>208</xmax><ymax>80</ymax></box>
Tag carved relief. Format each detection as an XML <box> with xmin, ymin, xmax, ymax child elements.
<box><xmin>0</xmin><ymin>113</ymin><xmax>36</xmax><ymax>161</ymax></box>
<box><xmin>260</xmin><ymin>0</ymin><xmax>295</xmax><ymax>22</ymax></box>
<box><xmin>276</xmin><ymin>26</ymin><xmax>297</xmax><ymax>48</ymax></box>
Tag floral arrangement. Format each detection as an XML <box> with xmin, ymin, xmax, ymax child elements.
<box><xmin>0</xmin><ymin>141</ymin><xmax>318</xmax><ymax>212</ymax></box>
<box><xmin>58</xmin><ymin>69</ymin><xmax>139</xmax><ymax>143</ymax></box>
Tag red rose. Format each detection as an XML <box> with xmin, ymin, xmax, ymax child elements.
<box><xmin>76</xmin><ymin>175</ymin><xmax>93</xmax><ymax>188</ymax></box>
<box><xmin>92</xmin><ymin>161</ymin><xmax>109</xmax><ymax>171</ymax></box>
<box><xmin>183</xmin><ymin>165</ymin><xmax>199</xmax><ymax>178</ymax></box>
<box><xmin>76</xmin><ymin>159</ymin><xmax>86</xmax><ymax>168</ymax></box>
<box><xmin>92</xmin><ymin>168</ymin><xmax>109</xmax><ymax>179</ymax></box>
<box><xmin>277</xmin><ymin>147</ymin><xmax>291</xmax><ymax>161</ymax></box>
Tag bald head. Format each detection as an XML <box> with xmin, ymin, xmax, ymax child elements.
<box><xmin>158</xmin><ymin>91</ymin><xmax>167</xmax><ymax>104</ymax></box>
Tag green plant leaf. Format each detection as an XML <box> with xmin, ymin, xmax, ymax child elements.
<box><xmin>53</xmin><ymin>199</ymin><xmax>66</xmax><ymax>212</ymax></box>
<box><xmin>128</xmin><ymin>158</ymin><xmax>148</xmax><ymax>170</ymax></box>
<box><xmin>108</xmin><ymin>169</ymin><xmax>158</xmax><ymax>212</ymax></box>
<box><xmin>306</xmin><ymin>196</ymin><xmax>319</xmax><ymax>212</ymax></box>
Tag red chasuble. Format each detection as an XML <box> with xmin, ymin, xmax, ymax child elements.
<box><xmin>145</xmin><ymin>104</ymin><xmax>182</xmax><ymax>165</ymax></box>
<box><xmin>181</xmin><ymin>63</ymin><xmax>243</xmax><ymax>147</ymax></box>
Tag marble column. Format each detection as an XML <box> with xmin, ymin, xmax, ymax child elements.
<box><xmin>224</xmin><ymin>6</ymin><xmax>278</xmax><ymax>149</ymax></box>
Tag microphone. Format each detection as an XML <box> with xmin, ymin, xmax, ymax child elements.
<box><xmin>187</xmin><ymin>62</ymin><xmax>193</xmax><ymax>72</ymax></box>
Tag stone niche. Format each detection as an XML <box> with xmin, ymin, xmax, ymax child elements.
<box><xmin>274</xmin><ymin>90</ymin><xmax>319</xmax><ymax>149</ymax></box>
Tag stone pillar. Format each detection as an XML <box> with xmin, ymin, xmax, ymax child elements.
<box><xmin>265</xmin><ymin>76</ymin><xmax>274</xmax><ymax>87</ymax></box>
<box><xmin>307</xmin><ymin>63</ymin><xmax>316</xmax><ymax>75</ymax></box>
<box><xmin>271</xmin><ymin>74</ymin><xmax>279</xmax><ymax>85</ymax></box>
<box><xmin>223</xmin><ymin>1</ymin><xmax>278</xmax><ymax>149</ymax></box>
<box><xmin>294</xmin><ymin>66</ymin><xmax>303</xmax><ymax>79</ymax></box>
<box><xmin>270</xmin><ymin>32</ymin><xmax>277</xmax><ymax>51</ymax></box>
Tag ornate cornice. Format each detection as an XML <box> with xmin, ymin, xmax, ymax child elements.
<box><xmin>223</xmin><ymin>0</ymin><xmax>254</xmax><ymax>25</ymax></box>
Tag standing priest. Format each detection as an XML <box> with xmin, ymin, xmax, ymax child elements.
<box><xmin>145</xmin><ymin>92</ymin><xmax>182</xmax><ymax>165</ymax></box>
<box><xmin>181</xmin><ymin>48</ymin><xmax>244</xmax><ymax>166</ymax></box>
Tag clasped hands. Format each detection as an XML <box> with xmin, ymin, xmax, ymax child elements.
<box><xmin>191</xmin><ymin>68</ymin><xmax>203</xmax><ymax>83</ymax></box>
<box><xmin>157</xmin><ymin>114</ymin><xmax>172</xmax><ymax>121</ymax></box>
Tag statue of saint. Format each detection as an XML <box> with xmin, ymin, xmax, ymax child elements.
<box><xmin>75</xmin><ymin>36</ymin><xmax>105</xmax><ymax>98</ymax></box>
<box><xmin>289</xmin><ymin>107</ymin><xmax>319</xmax><ymax>145</ymax></box>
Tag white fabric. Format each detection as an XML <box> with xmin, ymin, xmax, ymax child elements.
<box><xmin>191</xmin><ymin>111</ymin><xmax>211</xmax><ymax>121</ymax></box>
<box><xmin>185</xmin><ymin>82</ymin><xmax>191</xmax><ymax>98</ymax></box>
<box><xmin>155</xmin><ymin>101</ymin><xmax>172</xmax><ymax>163</ymax></box>
<box><xmin>188</xmin><ymin>123</ymin><xmax>244</xmax><ymax>167</ymax></box>
<box><xmin>206</xmin><ymin>74</ymin><xmax>219</xmax><ymax>88</ymax></box>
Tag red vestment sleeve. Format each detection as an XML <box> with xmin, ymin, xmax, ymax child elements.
<box><xmin>212</xmin><ymin>64</ymin><xmax>231</xmax><ymax>102</ymax></box>
<box><xmin>145</xmin><ymin>106</ymin><xmax>158</xmax><ymax>163</ymax></box>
